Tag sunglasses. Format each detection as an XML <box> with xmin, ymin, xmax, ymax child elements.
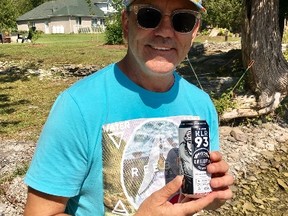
<box><xmin>128</xmin><ymin>5</ymin><xmax>201</xmax><ymax>34</ymax></box>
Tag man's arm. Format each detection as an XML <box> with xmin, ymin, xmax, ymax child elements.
<box><xmin>24</xmin><ymin>187</ymin><xmax>70</xmax><ymax>216</ymax></box>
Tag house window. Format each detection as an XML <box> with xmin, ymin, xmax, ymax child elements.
<box><xmin>28</xmin><ymin>22</ymin><xmax>35</xmax><ymax>28</ymax></box>
<box><xmin>76</xmin><ymin>17</ymin><xmax>82</xmax><ymax>25</ymax></box>
<box><xmin>92</xmin><ymin>19</ymin><xmax>98</xmax><ymax>27</ymax></box>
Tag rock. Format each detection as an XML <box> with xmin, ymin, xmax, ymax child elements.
<box><xmin>243</xmin><ymin>202</ymin><xmax>256</xmax><ymax>212</ymax></box>
<box><xmin>230</xmin><ymin>127</ymin><xmax>248</xmax><ymax>142</ymax></box>
<box><xmin>277</xmin><ymin>179</ymin><xmax>288</xmax><ymax>191</ymax></box>
<box><xmin>4</xmin><ymin>177</ymin><xmax>27</xmax><ymax>210</ymax></box>
<box><xmin>253</xmin><ymin>140</ymin><xmax>266</xmax><ymax>149</ymax></box>
<box><xmin>276</xmin><ymin>134</ymin><xmax>288</xmax><ymax>143</ymax></box>
<box><xmin>266</xmin><ymin>143</ymin><xmax>275</xmax><ymax>151</ymax></box>
<box><xmin>219</xmin><ymin>126</ymin><xmax>232</xmax><ymax>136</ymax></box>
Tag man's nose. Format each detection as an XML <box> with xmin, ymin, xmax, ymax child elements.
<box><xmin>154</xmin><ymin>15</ymin><xmax>174</xmax><ymax>37</ymax></box>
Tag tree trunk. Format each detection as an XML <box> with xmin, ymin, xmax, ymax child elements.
<box><xmin>222</xmin><ymin>0</ymin><xmax>288</xmax><ymax>120</ymax></box>
<box><xmin>241</xmin><ymin>0</ymin><xmax>288</xmax><ymax>110</ymax></box>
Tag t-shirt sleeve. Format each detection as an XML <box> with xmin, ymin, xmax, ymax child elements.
<box><xmin>24</xmin><ymin>91</ymin><xmax>89</xmax><ymax>197</ymax></box>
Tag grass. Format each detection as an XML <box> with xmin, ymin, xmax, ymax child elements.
<box><xmin>194</xmin><ymin>34</ymin><xmax>241</xmax><ymax>43</ymax></box>
<box><xmin>0</xmin><ymin>73</ymin><xmax>79</xmax><ymax>141</ymax></box>
<box><xmin>0</xmin><ymin>33</ymin><xmax>127</xmax><ymax>141</ymax></box>
<box><xmin>0</xmin><ymin>33</ymin><xmax>127</xmax><ymax>68</ymax></box>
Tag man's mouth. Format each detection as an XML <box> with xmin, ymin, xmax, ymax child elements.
<box><xmin>150</xmin><ymin>45</ymin><xmax>173</xmax><ymax>51</ymax></box>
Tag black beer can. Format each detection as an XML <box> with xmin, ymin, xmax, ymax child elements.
<box><xmin>178</xmin><ymin>120</ymin><xmax>211</xmax><ymax>198</ymax></box>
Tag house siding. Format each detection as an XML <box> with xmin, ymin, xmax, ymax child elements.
<box><xmin>17</xmin><ymin>19</ymin><xmax>49</xmax><ymax>33</ymax></box>
<box><xmin>16</xmin><ymin>0</ymin><xmax>109</xmax><ymax>34</ymax></box>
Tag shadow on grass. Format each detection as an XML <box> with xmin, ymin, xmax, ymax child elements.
<box><xmin>0</xmin><ymin>121</ymin><xmax>21</xmax><ymax>131</ymax></box>
<box><xmin>0</xmin><ymin>93</ymin><xmax>31</xmax><ymax>134</ymax></box>
<box><xmin>0</xmin><ymin>53</ymin><xmax>10</xmax><ymax>58</ymax></box>
<box><xmin>0</xmin><ymin>94</ymin><xmax>30</xmax><ymax>115</ymax></box>
<box><xmin>0</xmin><ymin>62</ymin><xmax>40</xmax><ymax>83</ymax></box>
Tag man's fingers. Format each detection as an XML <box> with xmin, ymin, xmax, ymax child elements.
<box><xmin>207</xmin><ymin>159</ymin><xmax>229</xmax><ymax>174</ymax></box>
<box><xmin>213</xmin><ymin>187</ymin><xmax>234</xmax><ymax>200</ymax></box>
<box><xmin>209</xmin><ymin>151</ymin><xmax>222</xmax><ymax>162</ymax></box>
<box><xmin>153</xmin><ymin>175</ymin><xmax>183</xmax><ymax>202</ymax></box>
<box><xmin>180</xmin><ymin>192</ymin><xmax>217</xmax><ymax>214</ymax></box>
<box><xmin>210</xmin><ymin>174</ymin><xmax>234</xmax><ymax>189</ymax></box>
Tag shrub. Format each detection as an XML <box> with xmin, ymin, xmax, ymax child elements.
<box><xmin>105</xmin><ymin>13</ymin><xmax>123</xmax><ymax>45</ymax></box>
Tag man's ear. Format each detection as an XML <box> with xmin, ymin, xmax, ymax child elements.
<box><xmin>122</xmin><ymin>10</ymin><xmax>129</xmax><ymax>41</ymax></box>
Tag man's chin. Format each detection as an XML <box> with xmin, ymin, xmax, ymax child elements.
<box><xmin>145</xmin><ymin>61</ymin><xmax>176</xmax><ymax>75</ymax></box>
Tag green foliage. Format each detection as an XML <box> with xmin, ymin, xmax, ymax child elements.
<box><xmin>212</xmin><ymin>91</ymin><xmax>236</xmax><ymax>115</ymax></box>
<box><xmin>30</xmin><ymin>30</ymin><xmax>43</xmax><ymax>44</ymax></box>
<box><xmin>29</xmin><ymin>0</ymin><xmax>48</xmax><ymax>8</ymax></box>
<box><xmin>105</xmin><ymin>12</ymin><xmax>124</xmax><ymax>45</ymax></box>
<box><xmin>0</xmin><ymin>0</ymin><xmax>19</xmax><ymax>32</ymax></box>
<box><xmin>212</xmin><ymin>79</ymin><xmax>247</xmax><ymax>115</ymax></box>
<box><xmin>212</xmin><ymin>69</ymin><xmax>250</xmax><ymax>115</ymax></box>
<box><xmin>104</xmin><ymin>0</ymin><xmax>124</xmax><ymax>45</ymax></box>
<box><xmin>111</xmin><ymin>0</ymin><xmax>124</xmax><ymax>11</ymax></box>
<box><xmin>0</xmin><ymin>0</ymin><xmax>51</xmax><ymax>32</ymax></box>
<box><xmin>202</xmin><ymin>0</ymin><xmax>242</xmax><ymax>33</ymax></box>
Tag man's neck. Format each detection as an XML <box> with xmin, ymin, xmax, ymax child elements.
<box><xmin>117</xmin><ymin>57</ymin><xmax>175</xmax><ymax>92</ymax></box>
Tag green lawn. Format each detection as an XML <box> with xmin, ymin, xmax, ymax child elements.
<box><xmin>0</xmin><ymin>33</ymin><xmax>241</xmax><ymax>69</ymax></box>
<box><xmin>0</xmin><ymin>33</ymin><xmax>127</xmax><ymax>68</ymax></box>
<box><xmin>0</xmin><ymin>33</ymin><xmax>124</xmax><ymax>141</ymax></box>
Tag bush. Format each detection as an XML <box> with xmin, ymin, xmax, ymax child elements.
<box><xmin>105</xmin><ymin>13</ymin><xmax>123</xmax><ymax>45</ymax></box>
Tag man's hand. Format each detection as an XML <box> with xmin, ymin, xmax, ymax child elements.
<box><xmin>205</xmin><ymin>151</ymin><xmax>234</xmax><ymax>210</ymax></box>
<box><xmin>135</xmin><ymin>151</ymin><xmax>234</xmax><ymax>216</ymax></box>
<box><xmin>135</xmin><ymin>175</ymin><xmax>225</xmax><ymax>216</ymax></box>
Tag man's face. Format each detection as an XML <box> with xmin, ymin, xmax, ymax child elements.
<box><xmin>122</xmin><ymin>0</ymin><xmax>199</xmax><ymax>77</ymax></box>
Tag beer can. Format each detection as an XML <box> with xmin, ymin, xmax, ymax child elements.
<box><xmin>178</xmin><ymin>120</ymin><xmax>212</xmax><ymax>198</ymax></box>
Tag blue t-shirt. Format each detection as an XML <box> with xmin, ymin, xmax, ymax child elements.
<box><xmin>25</xmin><ymin>64</ymin><xmax>219</xmax><ymax>216</ymax></box>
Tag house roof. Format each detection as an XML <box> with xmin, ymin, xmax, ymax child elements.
<box><xmin>17</xmin><ymin>0</ymin><xmax>105</xmax><ymax>21</ymax></box>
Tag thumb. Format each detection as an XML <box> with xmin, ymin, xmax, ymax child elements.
<box><xmin>154</xmin><ymin>175</ymin><xmax>183</xmax><ymax>202</ymax></box>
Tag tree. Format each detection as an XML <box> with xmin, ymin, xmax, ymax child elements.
<box><xmin>29</xmin><ymin>0</ymin><xmax>48</xmax><ymax>8</ymax></box>
<box><xmin>0</xmin><ymin>0</ymin><xmax>19</xmax><ymax>31</ymax></box>
<box><xmin>222</xmin><ymin>0</ymin><xmax>288</xmax><ymax>120</ymax></box>
<box><xmin>0</xmin><ymin>0</ymin><xmax>49</xmax><ymax>32</ymax></box>
<box><xmin>203</xmin><ymin>0</ymin><xmax>242</xmax><ymax>32</ymax></box>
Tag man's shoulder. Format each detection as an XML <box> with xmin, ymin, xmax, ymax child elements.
<box><xmin>178</xmin><ymin>75</ymin><xmax>210</xmax><ymax>97</ymax></box>
<box><xmin>67</xmin><ymin>63</ymin><xmax>116</xmax><ymax>94</ymax></box>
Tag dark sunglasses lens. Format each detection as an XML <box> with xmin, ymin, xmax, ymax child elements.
<box><xmin>173</xmin><ymin>12</ymin><xmax>196</xmax><ymax>33</ymax></box>
<box><xmin>137</xmin><ymin>8</ymin><xmax>162</xmax><ymax>28</ymax></box>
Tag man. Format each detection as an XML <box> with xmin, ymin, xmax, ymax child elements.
<box><xmin>24</xmin><ymin>0</ymin><xmax>234</xmax><ymax>215</ymax></box>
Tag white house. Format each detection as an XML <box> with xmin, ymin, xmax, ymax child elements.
<box><xmin>17</xmin><ymin>0</ymin><xmax>107</xmax><ymax>34</ymax></box>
